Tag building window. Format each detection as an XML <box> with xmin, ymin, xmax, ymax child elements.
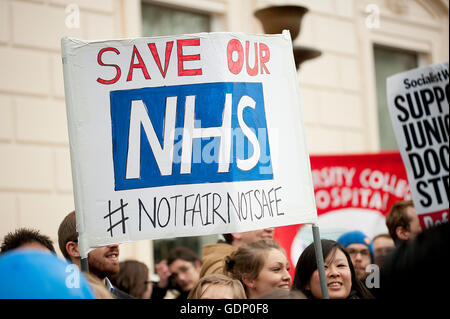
<box><xmin>142</xmin><ymin>2</ymin><xmax>211</xmax><ymax>37</ymax></box>
<box><xmin>141</xmin><ymin>2</ymin><xmax>217</xmax><ymax>265</ymax></box>
<box><xmin>373</xmin><ymin>45</ymin><xmax>419</xmax><ymax>150</ymax></box>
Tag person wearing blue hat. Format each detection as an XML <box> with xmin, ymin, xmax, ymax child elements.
<box><xmin>337</xmin><ymin>230</ymin><xmax>374</xmax><ymax>282</ymax></box>
<box><xmin>0</xmin><ymin>249</ymin><xmax>95</xmax><ymax>299</ymax></box>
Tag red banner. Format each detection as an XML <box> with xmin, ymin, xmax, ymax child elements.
<box><xmin>274</xmin><ymin>151</ymin><xmax>411</xmax><ymax>278</ymax></box>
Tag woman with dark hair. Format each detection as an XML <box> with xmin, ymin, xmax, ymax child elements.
<box><xmin>292</xmin><ymin>239</ymin><xmax>373</xmax><ymax>299</ymax></box>
<box><xmin>109</xmin><ymin>260</ymin><xmax>152</xmax><ymax>299</ymax></box>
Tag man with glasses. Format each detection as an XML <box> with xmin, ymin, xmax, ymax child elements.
<box><xmin>337</xmin><ymin>230</ymin><xmax>375</xmax><ymax>282</ymax></box>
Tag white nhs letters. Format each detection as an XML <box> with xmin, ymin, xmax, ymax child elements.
<box><xmin>125</xmin><ymin>93</ymin><xmax>261</xmax><ymax>179</ymax></box>
<box><xmin>180</xmin><ymin>94</ymin><xmax>232</xmax><ymax>174</ymax></box>
<box><xmin>126</xmin><ymin>97</ymin><xmax>177</xmax><ymax>178</ymax></box>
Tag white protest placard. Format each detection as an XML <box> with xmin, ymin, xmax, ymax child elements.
<box><xmin>387</xmin><ymin>62</ymin><xmax>449</xmax><ymax>229</ymax></box>
<box><xmin>61</xmin><ymin>31</ymin><xmax>317</xmax><ymax>253</ymax></box>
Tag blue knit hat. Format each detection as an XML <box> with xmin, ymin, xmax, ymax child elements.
<box><xmin>337</xmin><ymin>230</ymin><xmax>374</xmax><ymax>263</ymax></box>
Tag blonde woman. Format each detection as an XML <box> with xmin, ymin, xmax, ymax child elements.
<box><xmin>224</xmin><ymin>239</ymin><xmax>291</xmax><ymax>299</ymax></box>
<box><xmin>188</xmin><ymin>273</ymin><xmax>246</xmax><ymax>299</ymax></box>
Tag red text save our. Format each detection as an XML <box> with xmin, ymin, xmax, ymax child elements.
<box><xmin>96</xmin><ymin>38</ymin><xmax>271</xmax><ymax>85</ymax></box>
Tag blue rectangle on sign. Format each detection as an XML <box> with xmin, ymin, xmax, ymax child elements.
<box><xmin>110</xmin><ymin>82</ymin><xmax>273</xmax><ymax>191</ymax></box>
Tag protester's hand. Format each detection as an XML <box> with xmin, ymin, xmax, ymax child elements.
<box><xmin>155</xmin><ymin>259</ymin><xmax>171</xmax><ymax>288</ymax></box>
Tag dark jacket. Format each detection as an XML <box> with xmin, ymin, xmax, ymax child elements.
<box><xmin>105</xmin><ymin>277</ymin><xmax>134</xmax><ymax>299</ymax></box>
<box><xmin>378</xmin><ymin>222</ymin><xmax>449</xmax><ymax>299</ymax></box>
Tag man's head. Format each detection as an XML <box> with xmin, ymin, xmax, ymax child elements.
<box><xmin>223</xmin><ymin>228</ymin><xmax>275</xmax><ymax>247</ymax></box>
<box><xmin>386</xmin><ymin>200</ymin><xmax>422</xmax><ymax>245</ymax></box>
<box><xmin>372</xmin><ymin>233</ymin><xmax>395</xmax><ymax>268</ymax></box>
<box><xmin>337</xmin><ymin>230</ymin><xmax>374</xmax><ymax>281</ymax></box>
<box><xmin>58</xmin><ymin>211</ymin><xmax>120</xmax><ymax>280</ymax></box>
<box><xmin>166</xmin><ymin>247</ymin><xmax>202</xmax><ymax>292</ymax></box>
<box><xmin>1</xmin><ymin>228</ymin><xmax>56</xmax><ymax>254</ymax></box>
<box><xmin>58</xmin><ymin>211</ymin><xmax>78</xmax><ymax>261</ymax></box>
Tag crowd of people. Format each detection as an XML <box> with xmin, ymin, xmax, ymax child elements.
<box><xmin>0</xmin><ymin>199</ymin><xmax>448</xmax><ymax>300</ymax></box>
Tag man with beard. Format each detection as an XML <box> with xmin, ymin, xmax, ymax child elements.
<box><xmin>58</xmin><ymin>211</ymin><xmax>132</xmax><ymax>299</ymax></box>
